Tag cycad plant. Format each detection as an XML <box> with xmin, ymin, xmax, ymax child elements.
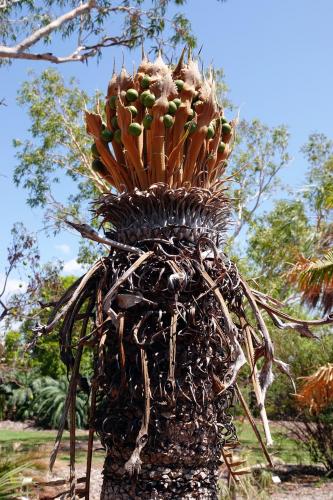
<box><xmin>35</xmin><ymin>52</ymin><xmax>332</xmax><ymax>499</ymax></box>
<box><xmin>1</xmin><ymin>370</ymin><xmax>41</xmax><ymax>421</ymax></box>
<box><xmin>289</xmin><ymin>249</ymin><xmax>333</xmax><ymax>314</ymax></box>
<box><xmin>34</xmin><ymin>376</ymin><xmax>87</xmax><ymax>429</ymax></box>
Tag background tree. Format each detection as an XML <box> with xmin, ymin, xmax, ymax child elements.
<box><xmin>0</xmin><ymin>0</ymin><xmax>197</xmax><ymax>65</ymax></box>
<box><xmin>242</xmin><ymin>137</ymin><xmax>333</xmax><ymax>418</ymax></box>
<box><xmin>229</xmin><ymin>119</ymin><xmax>290</xmax><ymax>240</ymax></box>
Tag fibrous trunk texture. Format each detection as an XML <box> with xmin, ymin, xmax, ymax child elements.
<box><xmin>92</xmin><ymin>235</ymin><xmax>241</xmax><ymax>498</ymax></box>
<box><xmin>43</xmin><ymin>186</ymin><xmax>281</xmax><ymax>498</ymax></box>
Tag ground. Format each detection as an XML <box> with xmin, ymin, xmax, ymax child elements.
<box><xmin>0</xmin><ymin>420</ymin><xmax>332</xmax><ymax>499</ymax></box>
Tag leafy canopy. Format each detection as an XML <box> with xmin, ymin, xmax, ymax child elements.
<box><xmin>0</xmin><ymin>0</ymin><xmax>197</xmax><ymax>65</ymax></box>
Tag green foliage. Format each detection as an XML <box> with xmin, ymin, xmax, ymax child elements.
<box><xmin>0</xmin><ymin>1</ymin><xmax>197</xmax><ymax>66</ymax></box>
<box><xmin>3</xmin><ymin>332</ymin><xmax>21</xmax><ymax>363</ymax></box>
<box><xmin>291</xmin><ymin>403</ymin><xmax>333</xmax><ymax>472</ymax></box>
<box><xmin>301</xmin><ymin>134</ymin><xmax>333</xmax><ymax>227</ymax></box>
<box><xmin>247</xmin><ymin>199</ymin><xmax>313</xmax><ymax>296</ymax></box>
<box><xmin>1</xmin><ymin>271</ymin><xmax>92</xmax><ymax>424</ymax></box>
<box><xmin>0</xmin><ymin>461</ymin><xmax>28</xmax><ymax>499</ymax></box>
<box><xmin>34</xmin><ymin>376</ymin><xmax>87</xmax><ymax>429</ymax></box>
<box><xmin>10</xmin><ymin>378</ymin><xmax>42</xmax><ymax>422</ymax></box>
<box><xmin>2</xmin><ymin>373</ymin><xmax>87</xmax><ymax>429</ymax></box>
<box><xmin>265</xmin><ymin>332</ymin><xmax>333</xmax><ymax>418</ymax></box>
<box><xmin>13</xmin><ymin>69</ymin><xmax>101</xmax><ymax>210</ymax></box>
<box><xmin>229</xmin><ymin>119</ymin><xmax>291</xmax><ymax>239</ymax></box>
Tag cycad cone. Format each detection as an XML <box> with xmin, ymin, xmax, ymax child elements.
<box><xmin>86</xmin><ymin>52</ymin><xmax>233</xmax><ymax>195</ymax></box>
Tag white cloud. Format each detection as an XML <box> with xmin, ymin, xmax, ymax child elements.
<box><xmin>62</xmin><ymin>259</ymin><xmax>86</xmax><ymax>275</ymax></box>
<box><xmin>55</xmin><ymin>243</ymin><xmax>71</xmax><ymax>255</ymax></box>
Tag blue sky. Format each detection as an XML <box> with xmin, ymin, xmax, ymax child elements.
<box><xmin>1</xmin><ymin>0</ymin><xmax>333</xmax><ymax>285</ymax></box>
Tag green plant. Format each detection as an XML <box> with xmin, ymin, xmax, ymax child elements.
<box><xmin>34</xmin><ymin>376</ymin><xmax>87</xmax><ymax>429</ymax></box>
<box><xmin>0</xmin><ymin>461</ymin><xmax>28</xmax><ymax>499</ymax></box>
<box><xmin>291</xmin><ymin>405</ymin><xmax>333</xmax><ymax>474</ymax></box>
<box><xmin>218</xmin><ymin>471</ymin><xmax>270</xmax><ymax>500</ymax></box>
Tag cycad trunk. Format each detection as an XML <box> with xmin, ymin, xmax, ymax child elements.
<box><xmin>91</xmin><ymin>191</ymin><xmax>241</xmax><ymax>498</ymax></box>
<box><xmin>99</xmin><ymin>307</ymin><xmax>236</xmax><ymax>499</ymax></box>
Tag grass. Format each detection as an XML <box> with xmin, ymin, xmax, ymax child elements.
<box><xmin>0</xmin><ymin>420</ymin><xmax>310</xmax><ymax>467</ymax></box>
<box><xmin>0</xmin><ymin>428</ymin><xmax>104</xmax><ymax>468</ymax></box>
<box><xmin>217</xmin><ymin>419</ymin><xmax>313</xmax><ymax>499</ymax></box>
<box><xmin>235</xmin><ymin>418</ymin><xmax>311</xmax><ymax>465</ymax></box>
<box><xmin>0</xmin><ymin>428</ymin><xmax>87</xmax><ymax>443</ymax></box>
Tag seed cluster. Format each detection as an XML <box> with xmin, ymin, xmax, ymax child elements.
<box><xmin>86</xmin><ymin>53</ymin><xmax>235</xmax><ymax>192</ymax></box>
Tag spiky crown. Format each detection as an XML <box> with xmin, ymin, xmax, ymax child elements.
<box><xmin>85</xmin><ymin>51</ymin><xmax>235</xmax><ymax>193</ymax></box>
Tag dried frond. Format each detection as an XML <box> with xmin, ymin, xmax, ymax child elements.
<box><xmin>94</xmin><ymin>183</ymin><xmax>230</xmax><ymax>245</ymax></box>
<box><xmin>288</xmin><ymin>249</ymin><xmax>333</xmax><ymax>313</ymax></box>
<box><xmin>296</xmin><ymin>363</ymin><xmax>333</xmax><ymax>414</ymax></box>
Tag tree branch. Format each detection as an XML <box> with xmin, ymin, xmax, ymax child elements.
<box><xmin>0</xmin><ymin>3</ymin><xmax>146</xmax><ymax>64</ymax></box>
<box><xmin>0</xmin><ymin>47</ymin><xmax>95</xmax><ymax>64</ymax></box>
<box><xmin>2</xmin><ymin>1</ymin><xmax>95</xmax><ymax>54</ymax></box>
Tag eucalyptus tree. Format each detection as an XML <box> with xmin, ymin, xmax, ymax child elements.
<box><xmin>0</xmin><ymin>0</ymin><xmax>196</xmax><ymax>65</ymax></box>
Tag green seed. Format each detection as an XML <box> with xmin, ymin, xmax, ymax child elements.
<box><xmin>173</xmin><ymin>98</ymin><xmax>181</xmax><ymax>108</ymax></box>
<box><xmin>114</xmin><ymin>129</ymin><xmax>122</xmax><ymax>143</ymax></box>
<box><xmin>140</xmin><ymin>90</ymin><xmax>151</xmax><ymax>104</ymax></box>
<box><xmin>111</xmin><ymin>116</ymin><xmax>118</xmax><ymax>129</ymax></box>
<box><xmin>163</xmin><ymin>114</ymin><xmax>174</xmax><ymax>128</ymax></box>
<box><xmin>207</xmin><ymin>125</ymin><xmax>215</xmax><ymax>139</ymax></box>
<box><xmin>187</xmin><ymin>108</ymin><xmax>195</xmax><ymax>119</ymax></box>
<box><xmin>184</xmin><ymin>121</ymin><xmax>197</xmax><ymax>134</ymax></box>
<box><xmin>126</xmin><ymin>88</ymin><xmax>138</xmax><ymax>102</ymax></box>
<box><xmin>127</xmin><ymin>105</ymin><xmax>138</xmax><ymax>117</ymax></box>
<box><xmin>141</xmin><ymin>75</ymin><xmax>151</xmax><ymax>89</ymax></box>
<box><xmin>101</xmin><ymin>128</ymin><xmax>113</xmax><ymax>142</ymax></box>
<box><xmin>109</xmin><ymin>95</ymin><xmax>117</xmax><ymax>109</ymax></box>
<box><xmin>222</xmin><ymin>122</ymin><xmax>232</xmax><ymax>135</ymax></box>
<box><xmin>128</xmin><ymin>122</ymin><xmax>142</xmax><ymax>136</ymax></box>
<box><xmin>143</xmin><ymin>93</ymin><xmax>156</xmax><ymax>108</ymax></box>
<box><xmin>218</xmin><ymin>141</ymin><xmax>226</xmax><ymax>153</ymax></box>
<box><xmin>91</xmin><ymin>143</ymin><xmax>99</xmax><ymax>158</ymax></box>
<box><xmin>143</xmin><ymin>114</ymin><xmax>153</xmax><ymax>129</ymax></box>
<box><xmin>175</xmin><ymin>79</ymin><xmax>184</xmax><ymax>92</ymax></box>
<box><xmin>92</xmin><ymin>159</ymin><xmax>106</xmax><ymax>173</ymax></box>
<box><xmin>168</xmin><ymin>101</ymin><xmax>178</xmax><ymax>115</ymax></box>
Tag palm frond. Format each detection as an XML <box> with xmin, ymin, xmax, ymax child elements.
<box><xmin>288</xmin><ymin>249</ymin><xmax>333</xmax><ymax>313</ymax></box>
<box><xmin>296</xmin><ymin>363</ymin><xmax>333</xmax><ymax>414</ymax></box>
